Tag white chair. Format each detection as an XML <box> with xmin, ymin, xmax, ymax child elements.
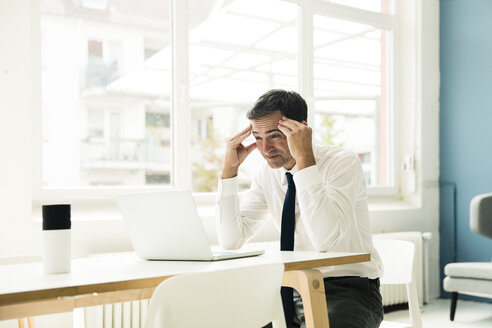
<box><xmin>373</xmin><ymin>239</ymin><xmax>423</xmax><ymax>328</ymax></box>
<box><xmin>144</xmin><ymin>263</ymin><xmax>286</xmax><ymax>328</ymax></box>
<box><xmin>443</xmin><ymin>193</ymin><xmax>492</xmax><ymax>321</ymax></box>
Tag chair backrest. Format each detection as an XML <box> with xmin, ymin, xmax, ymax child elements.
<box><xmin>373</xmin><ymin>239</ymin><xmax>415</xmax><ymax>285</ymax></box>
<box><xmin>144</xmin><ymin>263</ymin><xmax>286</xmax><ymax>328</ymax></box>
<box><xmin>373</xmin><ymin>239</ymin><xmax>422</xmax><ymax>328</ymax></box>
<box><xmin>470</xmin><ymin>192</ymin><xmax>492</xmax><ymax>239</ymax></box>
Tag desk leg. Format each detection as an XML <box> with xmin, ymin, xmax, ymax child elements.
<box><xmin>17</xmin><ymin>318</ymin><xmax>34</xmax><ymax>328</ymax></box>
<box><xmin>282</xmin><ymin>269</ymin><xmax>329</xmax><ymax>328</ymax></box>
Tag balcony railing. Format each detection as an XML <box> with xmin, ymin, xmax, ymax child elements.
<box><xmin>84</xmin><ymin>57</ymin><xmax>120</xmax><ymax>89</ymax></box>
<box><xmin>80</xmin><ymin>137</ymin><xmax>170</xmax><ymax>170</ymax></box>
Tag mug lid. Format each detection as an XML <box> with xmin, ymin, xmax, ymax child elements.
<box><xmin>42</xmin><ymin>204</ymin><xmax>71</xmax><ymax>230</ymax></box>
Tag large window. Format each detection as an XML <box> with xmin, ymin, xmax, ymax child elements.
<box><xmin>37</xmin><ymin>0</ymin><xmax>396</xmax><ymax>199</ymax></box>
<box><xmin>312</xmin><ymin>15</ymin><xmax>392</xmax><ymax>187</ymax></box>
<box><xmin>40</xmin><ymin>0</ymin><xmax>172</xmax><ymax>188</ymax></box>
<box><xmin>188</xmin><ymin>0</ymin><xmax>299</xmax><ymax>192</ymax></box>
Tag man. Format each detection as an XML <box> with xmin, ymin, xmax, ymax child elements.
<box><xmin>215</xmin><ymin>89</ymin><xmax>383</xmax><ymax>328</ymax></box>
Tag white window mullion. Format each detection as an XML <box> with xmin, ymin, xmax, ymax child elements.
<box><xmin>298</xmin><ymin>1</ymin><xmax>314</xmax><ymax>126</ymax></box>
<box><xmin>309</xmin><ymin>0</ymin><xmax>396</xmax><ymax>28</ymax></box>
<box><xmin>32</xmin><ymin>0</ymin><xmax>43</xmax><ymax>201</ymax></box>
<box><xmin>171</xmin><ymin>0</ymin><xmax>191</xmax><ymax>189</ymax></box>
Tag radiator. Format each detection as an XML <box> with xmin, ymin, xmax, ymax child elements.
<box><xmin>373</xmin><ymin>231</ymin><xmax>431</xmax><ymax>307</ymax></box>
<box><xmin>76</xmin><ymin>300</ymin><xmax>149</xmax><ymax>328</ymax></box>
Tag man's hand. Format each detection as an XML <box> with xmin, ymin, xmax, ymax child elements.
<box><xmin>221</xmin><ymin>125</ymin><xmax>257</xmax><ymax>179</ymax></box>
<box><xmin>278</xmin><ymin>116</ymin><xmax>315</xmax><ymax>170</ymax></box>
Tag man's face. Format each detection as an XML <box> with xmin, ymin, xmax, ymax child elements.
<box><xmin>251</xmin><ymin>111</ymin><xmax>296</xmax><ymax>170</ymax></box>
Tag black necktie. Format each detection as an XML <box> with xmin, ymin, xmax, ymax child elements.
<box><xmin>280</xmin><ymin>172</ymin><xmax>296</xmax><ymax>326</ymax></box>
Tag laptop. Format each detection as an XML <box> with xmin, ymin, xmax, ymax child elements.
<box><xmin>116</xmin><ymin>189</ymin><xmax>264</xmax><ymax>261</ymax></box>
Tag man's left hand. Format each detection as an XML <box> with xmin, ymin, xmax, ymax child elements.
<box><xmin>278</xmin><ymin>116</ymin><xmax>316</xmax><ymax>170</ymax></box>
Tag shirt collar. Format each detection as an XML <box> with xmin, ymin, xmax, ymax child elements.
<box><xmin>279</xmin><ymin>144</ymin><xmax>319</xmax><ymax>186</ymax></box>
<box><xmin>280</xmin><ymin>163</ymin><xmax>299</xmax><ymax>186</ymax></box>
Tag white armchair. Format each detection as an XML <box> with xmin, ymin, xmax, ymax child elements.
<box><xmin>443</xmin><ymin>193</ymin><xmax>492</xmax><ymax>321</ymax></box>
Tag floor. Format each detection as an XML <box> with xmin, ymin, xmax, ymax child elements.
<box><xmin>384</xmin><ymin>298</ymin><xmax>492</xmax><ymax>327</ymax></box>
<box><xmin>3</xmin><ymin>298</ymin><xmax>492</xmax><ymax>328</ymax></box>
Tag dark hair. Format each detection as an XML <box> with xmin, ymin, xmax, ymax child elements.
<box><xmin>246</xmin><ymin>89</ymin><xmax>308</xmax><ymax>122</ymax></box>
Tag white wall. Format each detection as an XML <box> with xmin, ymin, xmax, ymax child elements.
<box><xmin>0</xmin><ymin>0</ymin><xmax>440</xmax><ymax>327</ymax></box>
<box><xmin>0</xmin><ymin>0</ymin><xmax>39</xmax><ymax>257</ymax></box>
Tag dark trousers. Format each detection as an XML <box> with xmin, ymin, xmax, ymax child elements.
<box><xmin>264</xmin><ymin>276</ymin><xmax>383</xmax><ymax>328</ymax></box>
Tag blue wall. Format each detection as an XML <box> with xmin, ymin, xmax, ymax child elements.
<box><xmin>440</xmin><ymin>0</ymin><xmax>492</xmax><ymax>300</ymax></box>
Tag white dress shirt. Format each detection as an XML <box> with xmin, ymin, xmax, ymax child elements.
<box><xmin>215</xmin><ymin>145</ymin><xmax>382</xmax><ymax>279</ymax></box>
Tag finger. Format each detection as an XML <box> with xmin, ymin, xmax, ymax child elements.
<box><xmin>279</xmin><ymin>116</ymin><xmax>302</xmax><ymax>129</ymax></box>
<box><xmin>277</xmin><ymin>124</ymin><xmax>292</xmax><ymax>136</ymax></box>
<box><xmin>236</xmin><ymin>129</ymin><xmax>253</xmax><ymax>143</ymax></box>
<box><xmin>231</xmin><ymin>124</ymin><xmax>252</xmax><ymax>139</ymax></box>
<box><xmin>245</xmin><ymin>142</ymin><xmax>257</xmax><ymax>154</ymax></box>
<box><xmin>229</xmin><ymin>128</ymin><xmax>252</xmax><ymax>146</ymax></box>
<box><xmin>278</xmin><ymin>121</ymin><xmax>295</xmax><ymax>134</ymax></box>
<box><xmin>277</xmin><ymin>120</ymin><xmax>291</xmax><ymax>130</ymax></box>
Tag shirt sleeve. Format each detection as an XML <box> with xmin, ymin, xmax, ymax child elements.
<box><xmin>215</xmin><ymin>172</ymin><xmax>270</xmax><ymax>249</ymax></box>
<box><xmin>294</xmin><ymin>152</ymin><xmax>364</xmax><ymax>251</ymax></box>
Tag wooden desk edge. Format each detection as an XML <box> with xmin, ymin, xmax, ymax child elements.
<box><xmin>0</xmin><ymin>252</ymin><xmax>371</xmax><ymax>320</ymax></box>
<box><xmin>0</xmin><ymin>276</ymin><xmax>172</xmax><ymax>308</ymax></box>
<box><xmin>284</xmin><ymin>253</ymin><xmax>370</xmax><ymax>271</ymax></box>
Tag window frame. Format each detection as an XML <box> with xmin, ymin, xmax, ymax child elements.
<box><xmin>299</xmin><ymin>0</ymin><xmax>398</xmax><ymax>196</ymax></box>
<box><xmin>33</xmin><ymin>0</ymin><xmax>399</xmax><ymax>204</ymax></box>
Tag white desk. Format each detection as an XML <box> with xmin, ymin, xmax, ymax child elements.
<box><xmin>0</xmin><ymin>251</ymin><xmax>370</xmax><ymax>328</ymax></box>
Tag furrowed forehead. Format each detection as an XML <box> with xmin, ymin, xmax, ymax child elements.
<box><xmin>252</xmin><ymin>128</ymin><xmax>282</xmax><ymax>136</ymax></box>
<box><xmin>250</xmin><ymin>112</ymin><xmax>283</xmax><ymax>133</ymax></box>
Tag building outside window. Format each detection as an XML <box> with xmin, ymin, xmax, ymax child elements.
<box><xmin>38</xmin><ymin>0</ymin><xmax>396</xmax><ymax>198</ymax></box>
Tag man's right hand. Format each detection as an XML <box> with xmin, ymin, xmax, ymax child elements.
<box><xmin>221</xmin><ymin>125</ymin><xmax>257</xmax><ymax>179</ymax></box>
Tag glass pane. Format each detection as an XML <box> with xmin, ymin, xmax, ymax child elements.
<box><xmin>326</xmin><ymin>0</ymin><xmax>393</xmax><ymax>14</ymax></box>
<box><xmin>188</xmin><ymin>0</ymin><xmax>299</xmax><ymax>192</ymax></box>
<box><xmin>313</xmin><ymin>15</ymin><xmax>391</xmax><ymax>187</ymax></box>
<box><xmin>41</xmin><ymin>0</ymin><xmax>171</xmax><ymax>187</ymax></box>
